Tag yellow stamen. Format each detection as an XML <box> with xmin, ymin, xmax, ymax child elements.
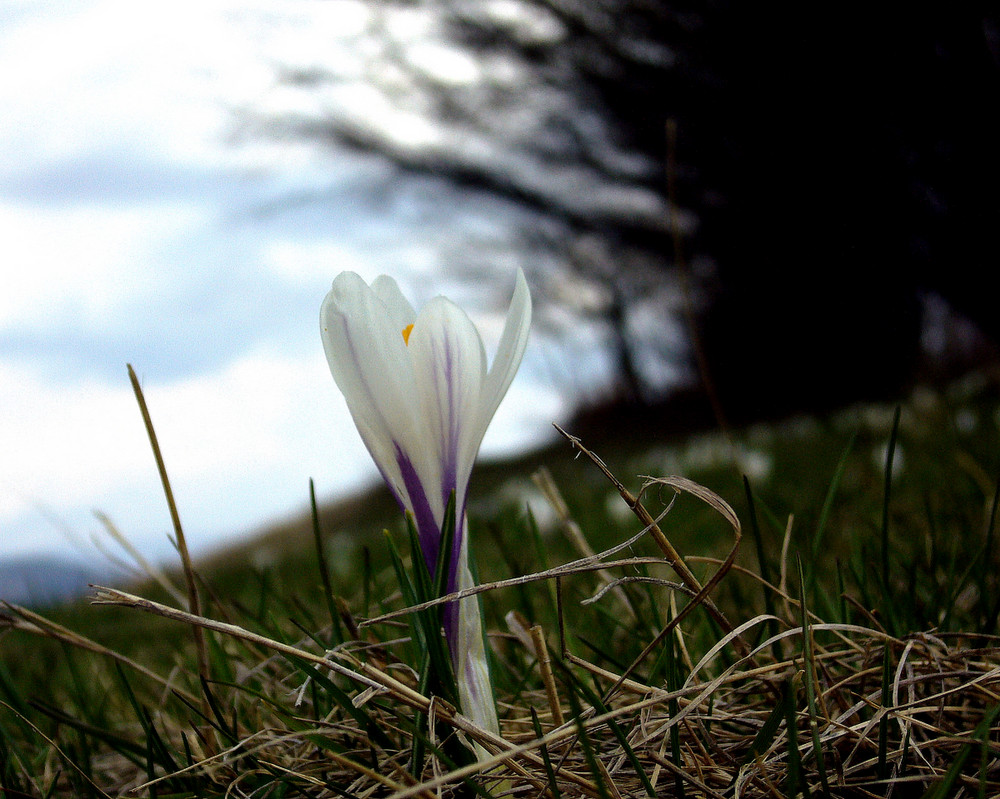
<box><xmin>402</xmin><ymin>323</ymin><xmax>414</xmax><ymax>345</ymax></box>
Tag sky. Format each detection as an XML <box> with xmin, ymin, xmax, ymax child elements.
<box><xmin>0</xmin><ymin>0</ymin><xmax>569</xmax><ymax>567</ymax></box>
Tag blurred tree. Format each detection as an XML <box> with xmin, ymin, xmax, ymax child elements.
<box><xmin>697</xmin><ymin>3</ymin><xmax>1000</xmax><ymax>421</ymax></box>
<box><xmin>261</xmin><ymin>0</ymin><xmax>1000</xmax><ymax>421</ymax></box>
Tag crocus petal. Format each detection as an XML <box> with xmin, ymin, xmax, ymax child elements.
<box><xmin>320</xmin><ymin>272</ymin><xmax>418</xmax><ymax>506</ymax></box>
<box><xmin>480</xmin><ymin>268</ymin><xmax>532</xmax><ymax>434</ymax></box>
<box><xmin>442</xmin><ymin>267</ymin><xmax>533</xmax><ymax>527</ymax></box>
<box><xmin>409</xmin><ymin>297</ymin><xmax>486</xmax><ymax>521</ymax></box>
<box><xmin>462</xmin><ymin>266</ymin><xmax>532</xmax><ymax>487</ymax></box>
<box><xmin>454</xmin><ymin>528</ymin><xmax>500</xmax><ymax>737</ymax></box>
<box><xmin>371</xmin><ymin>274</ymin><xmax>416</xmax><ymax>332</ymax></box>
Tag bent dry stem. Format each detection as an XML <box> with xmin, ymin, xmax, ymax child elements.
<box><xmin>552</xmin><ymin>424</ymin><xmax>751</xmax><ymax>670</ymax></box>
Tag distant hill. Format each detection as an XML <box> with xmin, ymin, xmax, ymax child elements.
<box><xmin>0</xmin><ymin>556</ymin><xmax>111</xmax><ymax>607</ymax></box>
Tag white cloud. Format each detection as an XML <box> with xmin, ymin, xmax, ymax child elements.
<box><xmin>0</xmin><ymin>350</ymin><xmax>379</xmax><ymax>561</ymax></box>
<box><xmin>0</xmin><ymin>202</ymin><xmax>200</xmax><ymax>330</ymax></box>
<box><xmin>0</xmin><ymin>0</ymin><xmax>370</xmax><ymax>167</ymax></box>
<box><xmin>0</xmin><ymin>362</ymin><xmax>150</xmax><ymax>521</ymax></box>
<box><xmin>264</xmin><ymin>240</ymin><xmax>374</xmax><ymax>285</ymax></box>
<box><xmin>0</xmin><ymin>0</ymin><xmax>564</xmax><ymax>568</ymax></box>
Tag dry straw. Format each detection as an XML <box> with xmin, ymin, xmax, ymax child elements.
<box><xmin>4</xmin><ymin>420</ymin><xmax>999</xmax><ymax>796</ymax></box>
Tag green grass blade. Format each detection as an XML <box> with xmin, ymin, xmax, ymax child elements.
<box><xmin>361</xmin><ymin>545</ymin><xmax>373</xmax><ymax>620</ymax></box>
<box><xmin>0</xmin><ymin>663</ymin><xmax>34</xmax><ymax>740</ymax></box>
<box><xmin>432</xmin><ymin>492</ymin><xmax>458</xmax><ymax>601</ymax></box>
<box><xmin>737</xmin><ymin>680</ymin><xmax>791</xmax><ymax>772</ymax></box>
<box><xmin>975</xmin><ymin>477</ymin><xmax>1000</xmax><ymax>634</ymax></box>
<box><xmin>836</xmin><ymin>559</ymin><xmax>848</xmax><ymax>624</ymax></box>
<box><xmin>983</xmin><ymin>477</ymin><xmax>1000</xmax><ymax>577</ymax></box>
<box><xmin>386</xmin><ymin>515</ymin><xmax>459</xmax><ymax>737</ymax></box>
<box><xmin>744</xmin><ymin>476</ymin><xmax>772</xmax><ymax>587</ymax></box>
<box><xmin>25</xmin><ymin>701</ymin><xmax>146</xmax><ymax>765</ymax></box>
<box><xmin>409</xmin><ymin>647</ymin><xmax>432</xmax><ymax>780</ymax></box>
<box><xmin>310</xmin><ymin>478</ymin><xmax>343</xmax><ymax>647</ymax></box>
<box><xmin>664</xmin><ymin>625</ymin><xmax>685</xmax><ymax>799</ymax></box>
<box><xmin>744</xmin><ymin>477</ymin><xmax>782</xmax><ymax>659</ymax></box>
<box><xmin>784</xmin><ymin>674</ymin><xmax>807</xmax><ymax>799</ymax></box>
<box><xmin>396</xmin><ymin>709</ymin><xmax>488</xmax><ymax>799</ymax></box>
<box><xmin>0</xmin><ymin>713</ymin><xmax>32</xmax><ymax>796</ymax></box>
<box><xmin>114</xmin><ymin>664</ymin><xmax>178</xmax><ymax>775</ymax></box>
<box><xmin>527</xmin><ymin>505</ymin><xmax>559</xmax><ymax>620</ymax></box>
<box><xmin>403</xmin><ymin>514</ymin><xmax>458</xmax><ymax>703</ymax></box>
<box><xmin>529</xmin><ymin>706</ymin><xmax>562</xmax><ymax>799</ymax></box>
<box><xmin>577</xmin><ymin>676</ymin><xmax>655</xmax><ymax>798</ymax></box>
<box><xmin>563</xmin><ymin>681</ymin><xmax>611</xmax><ymax>799</ymax></box>
<box><xmin>921</xmin><ymin>702</ymin><xmax>1000</xmax><ymax>799</ymax></box>
<box><xmin>384</xmin><ymin>528</ymin><xmax>427</xmax><ymax>658</ymax></box>
<box><xmin>404</xmin><ymin>513</ymin><xmax>434</xmax><ymax>604</ymax></box>
<box><xmin>199</xmin><ymin>677</ymin><xmax>239</xmax><ymax>746</ymax></box>
<box><xmin>575</xmin><ymin>635</ymin><xmax>629</xmax><ymax>674</ymax></box>
<box><xmin>880</xmin><ymin>406</ymin><xmax>902</xmax><ymax>633</ymax></box>
<box><xmin>282</xmin><ymin>655</ymin><xmax>391</xmax><ymax>751</ymax></box>
<box><xmin>811</xmin><ymin>432</ymin><xmax>856</xmax><ymax>565</ymax></box>
<box><xmin>203</xmin><ymin>627</ymin><xmax>235</xmax><ymax>689</ymax></box>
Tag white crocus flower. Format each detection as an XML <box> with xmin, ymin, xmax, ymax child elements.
<box><xmin>320</xmin><ymin>269</ymin><xmax>531</xmax><ymax>738</ymax></box>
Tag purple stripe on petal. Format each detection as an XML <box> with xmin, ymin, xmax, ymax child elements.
<box><xmin>395</xmin><ymin>444</ymin><xmax>442</xmax><ymax>574</ymax></box>
<box><xmin>396</xmin><ymin>439</ymin><xmax>469</xmax><ymax>653</ymax></box>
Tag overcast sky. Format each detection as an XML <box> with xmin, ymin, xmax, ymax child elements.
<box><xmin>0</xmin><ymin>0</ymin><xmax>568</xmax><ymax>566</ymax></box>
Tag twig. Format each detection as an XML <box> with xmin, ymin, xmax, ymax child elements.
<box><xmin>531</xmin><ymin>624</ymin><xmax>564</xmax><ymax>727</ymax></box>
<box><xmin>533</xmin><ymin>466</ymin><xmax>638</xmax><ymax>622</ymax></box>
<box><xmin>552</xmin><ymin>423</ymin><xmax>740</xmax><ymax>641</ymax></box>
<box><xmin>551</xmin><ymin>425</ymin><xmax>754</xmax><ymax>690</ymax></box>
<box><xmin>360</xmin><ymin>555</ymin><xmax>666</xmax><ymax>629</ymax></box>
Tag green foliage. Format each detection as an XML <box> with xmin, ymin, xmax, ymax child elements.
<box><xmin>1</xmin><ymin>377</ymin><xmax>999</xmax><ymax>794</ymax></box>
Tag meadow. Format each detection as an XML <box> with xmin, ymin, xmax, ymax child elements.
<box><xmin>2</xmin><ymin>371</ymin><xmax>999</xmax><ymax>797</ymax></box>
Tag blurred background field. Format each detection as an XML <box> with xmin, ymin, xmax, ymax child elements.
<box><xmin>2</xmin><ymin>1</ymin><xmax>998</xmax><ymax>581</ymax></box>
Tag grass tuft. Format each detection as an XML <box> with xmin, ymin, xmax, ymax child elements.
<box><xmin>3</xmin><ymin>378</ymin><xmax>1000</xmax><ymax>795</ymax></box>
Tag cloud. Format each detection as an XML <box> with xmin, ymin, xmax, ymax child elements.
<box><xmin>0</xmin><ymin>0</ymin><xmax>563</xmax><ymax>566</ymax></box>
<box><xmin>0</xmin><ymin>350</ymin><xmax>374</xmax><ymax>561</ymax></box>
<box><xmin>0</xmin><ymin>202</ymin><xmax>200</xmax><ymax>330</ymax></box>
